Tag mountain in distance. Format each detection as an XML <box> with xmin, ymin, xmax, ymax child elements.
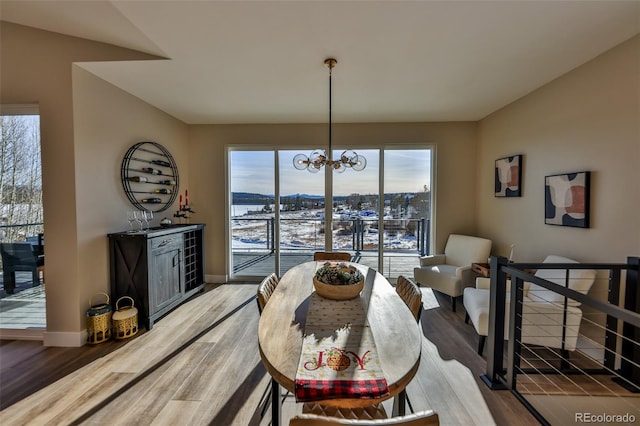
<box><xmin>232</xmin><ymin>191</ymin><xmax>427</xmax><ymax>204</ymax></box>
<box><xmin>232</xmin><ymin>192</ymin><xmax>275</xmax><ymax>204</ymax></box>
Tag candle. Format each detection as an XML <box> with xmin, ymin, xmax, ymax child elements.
<box><xmin>185</xmin><ymin>189</ymin><xmax>189</xmax><ymax>206</ymax></box>
<box><xmin>179</xmin><ymin>195</ymin><xmax>183</xmax><ymax>210</ymax></box>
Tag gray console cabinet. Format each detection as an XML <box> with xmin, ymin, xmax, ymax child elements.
<box><xmin>108</xmin><ymin>224</ymin><xmax>205</xmax><ymax>329</ymax></box>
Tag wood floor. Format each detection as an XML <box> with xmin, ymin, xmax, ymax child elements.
<box><xmin>0</xmin><ymin>283</ymin><xmax>540</xmax><ymax>426</ymax></box>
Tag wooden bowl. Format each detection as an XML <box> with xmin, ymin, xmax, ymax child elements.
<box><xmin>313</xmin><ymin>276</ymin><xmax>364</xmax><ymax>300</ymax></box>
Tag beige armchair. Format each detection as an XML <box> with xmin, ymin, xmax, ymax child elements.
<box><xmin>463</xmin><ymin>255</ymin><xmax>597</xmax><ymax>355</ymax></box>
<box><xmin>413</xmin><ymin>234</ymin><xmax>492</xmax><ymax>311</ymax></box>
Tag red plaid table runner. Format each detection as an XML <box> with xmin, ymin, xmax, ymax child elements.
<box><xmin>294</xmin><ymin>292</ymin><xmax>389</xmax><ymax>402</ymax></box>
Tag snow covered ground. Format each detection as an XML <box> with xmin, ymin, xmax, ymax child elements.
<box><xmin>232</xmin><ymin>207</ymin><xmax>420</xmax><ymax>252</ymax></box>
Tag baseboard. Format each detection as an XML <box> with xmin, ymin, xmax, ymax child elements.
<box><xmin>0</xmin><ymin>328</ymin><xmax>44</xmax><ymax>341</ymax></box>
<box><xmin>206</xmin><ymin>274</ymin><xmax>228</xmax><ymax>284</ymax></box>
<box><xmin>43</xmin><ymin>330</ymin><xmax>87</xmax><ymax>347</ymax></box>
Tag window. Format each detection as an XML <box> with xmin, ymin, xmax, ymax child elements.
<box><xmin>228</xmin><ymin>145</ymin><xmax>432</xmax><ymax>280</ymax></box>
<box><xmin>0</xmin><ymin>104</ymin><xmax>45</xmax><ymax>329</ymax></box>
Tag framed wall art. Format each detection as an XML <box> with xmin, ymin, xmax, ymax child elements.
<box><xmin>495</xmin><ymin>155</ymin><xmax>522</xmax><ymax>197</ymax></box>
<box><xmin>544</xmin><ymin>171</ymin><xmax>591</xmax><ymax>228</ymax></box>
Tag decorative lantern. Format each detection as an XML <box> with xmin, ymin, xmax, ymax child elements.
<box><xmin>86</xmin><ymin>293</ymin><xmax>112</xmax><ymax>344</ymax></box>
<box><xmin>112</xmin><ymin>296</ymin><xmax>139</xmax><ymax>340</ymax></box>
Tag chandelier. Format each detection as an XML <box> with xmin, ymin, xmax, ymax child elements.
<box><xmin>293</xmin><ymin>58</ymin><xmax>367</xmax><ymax>173</ymax></box>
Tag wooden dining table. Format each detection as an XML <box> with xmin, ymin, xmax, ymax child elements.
<box><xmin>258</xmin><ymin>261</ymin><xmax>422</xmax><ymax>424</ymax></box>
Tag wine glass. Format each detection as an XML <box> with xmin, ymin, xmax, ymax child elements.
<box><xmin>145</xmin><ymin>210</ymin><xmax>154</xmax><ymax>228</ymax></box>
<box><xmin>126</xmin><ymin>210</ymin><xmax>139</xmax><ymax>232</ymax></box>
<box><xmin>140</xmin><ymin>210</ymin><xmax>149</xmax><ymax>230</ymax></box>
<box><xmin>141</xmin><ymin>210</ymin><xmax>154</xmax><ymax>229</ymax></box>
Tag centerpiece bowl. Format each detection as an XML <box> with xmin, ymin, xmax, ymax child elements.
<box><xmin>313</xmin><ymin>262</ymin><xmax>364</xmax><ymax>300</ymax></box>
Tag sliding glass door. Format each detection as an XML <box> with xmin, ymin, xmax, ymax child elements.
<box><xmin>229</xmin><ymin>150</ymin><xmax>276</xmax><ymax>277</ymax></box>
<box><xmin>278</xmin><ymin>150</ymin><xmax>325</xmax><ymax>275</ymax></box>
<box><xmin>332</xmin><ymin>149</ymin><xmax>379</xmax><ymax>270</ymax></box>
<box><xmin>382</xmin><ymin>149</ymin><xmax>431</xmax><ymax>280</ymax></box>
<box><xmin>228</xmin><ymin>146</ymin><xmax>432</xmax><ymax>281</ymax></box>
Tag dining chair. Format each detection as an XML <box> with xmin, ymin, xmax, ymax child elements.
<box><xmin>302</xmin><ymin>403</ymin><xmax>387</xmax><ymax>420</ymax></box>
<box><xmin>395</xmin><ymin>275</ymin><xmax>423</xmax><ymax>415</ymax></box>
<box><xmin>256</xmin><ymin>272</ymin><xmax>279</xmax><ymax>314</ymax></box>
<box><xmin>313</xmin><ymin>251</ymin><xmax>351</xmax><ymax>261</ymax></box>
<box><xmin>256</xmin><ymin>272</ymin><xmax>283</xmax><ymax>421</ymax></box>
<box><xmin>290</xmin><ymin>409</ymin><xmax>439</xmax><ymax>425</ymax></box>
<box><xmin>396</xmin><ymin>275</ymin><xmax>423</xmax><ymax>322</ymax></box>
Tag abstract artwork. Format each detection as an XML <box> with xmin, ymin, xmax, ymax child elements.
<box><xmin>545</xmin><ymin>171</ymin><xmax>591</xmax><ymax>228</ymax></box>
<box><xmin>495</xmin><ymin>155</ymin><xmax>522</xmax><ymax>197</ymax></box>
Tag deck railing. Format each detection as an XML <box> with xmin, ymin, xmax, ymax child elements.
<box><xmin>482</xmin><ymin>256</ymin><xmax>640</xmax><ymax>425</ymax></box>
<box><xmin>231</xmin><ymin>217</ymin><xmax>430</xmax><ymax>255</ymax></box>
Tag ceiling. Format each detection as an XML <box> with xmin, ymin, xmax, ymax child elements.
<box><xmin>1</xmin><ymin>1</ymin><xmax>638</xmax><ymax>124</ymax></box>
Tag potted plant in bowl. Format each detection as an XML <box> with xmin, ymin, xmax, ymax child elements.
<box><xmin>313</xmin><ymin>262</ymin><xmax>365</xmax><ymax>300</ymax></box>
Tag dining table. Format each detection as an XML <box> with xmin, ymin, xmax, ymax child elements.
<box><xmin>258</xmin><ymin>261</ymin><xmax>422</xmax><ymax>425</ymax></box>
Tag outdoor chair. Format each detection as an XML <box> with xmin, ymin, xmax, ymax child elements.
<box><xmin>1</xmin><ymin>242</ymin><xmax>45</xmax><ymax>294</ymax></box>
<box><xmin>313</xmin><ymin>251</ymin><xmax>351</xmax><ymax>261</ymax></box>
<box><xmin>290</xmin><ymin>408</ymin><xmax>439</xmax><ymax>425</ymax></box>
<box><xmin>413</xmin><ymin>234</ymin><xmax>492</xmax><ymax>311</ymax></box>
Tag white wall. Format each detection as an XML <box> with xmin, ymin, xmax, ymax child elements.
<box><xmin>72</xmin><ymin>67</ymin><xmax>189</xmax><ymax>331</ymax></box>
<box><xmin>477</xmin><ymin>35</ymin><xmax>640</xmax><ymax>264</ymax></box>
<box><xmin>0</xmin><ymin>22</ymin><xmax>181</xmax><ymax>345</ymax></box>
<box><xmin>188</xmin><ymin>122</ymin><xmax>479</xmax><ymax>278</ymax></box>
<box><xmin>477</xmin><ymin>35</ymin><xmax>640</xmax><ymax>344</ymax></box>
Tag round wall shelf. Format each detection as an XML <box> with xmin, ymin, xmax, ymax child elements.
<box><xmin>121</xmin><ymin>141</ymin><xmax>179</xmax><ymax>212</ymax></box>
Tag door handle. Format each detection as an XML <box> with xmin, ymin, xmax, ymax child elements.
<box><xmin>172</xmin><ymin>251</ymin><xmax>181</xmax><ymax>267</ymax></box>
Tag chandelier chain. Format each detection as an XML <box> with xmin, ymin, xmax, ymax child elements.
<box><xmin>293</xmin><ymin>57</ymin><xmax>367</xmax><ymax>173</ymax></box>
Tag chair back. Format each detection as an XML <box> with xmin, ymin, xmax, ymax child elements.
<box><xmin>257</xmin><ymin>273</ymin><xmax>279</xmax><ymax>314</ymax></box>
<box><xmin>396</xmin><ymin>275</ymin><xmax>423</xmax><ymax>322</ymax></box>
<box><xmin>443</xmin><ymin>234</ymin><xmax>491</xmax><ymax>267</ymax></box>
<box><xmin>313</xmin><ymin>251</ymin><xmax>351</xmax><ymax>261</ymax></box>
<box><xmin>528</xmin><ymin>255</ymin><xmax>596</xmax><ymax>306</ymax></box>
<box><xmin>290</xmin><ymin>409</ymin><xmax>439</xmax><ymax>425</ymax></box>
<box><xmin>0</xmin><ymin>243</ymin><xmax>38</xmax><ymax>267</ymax></box>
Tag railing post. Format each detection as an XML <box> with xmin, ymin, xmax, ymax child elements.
<box><xmin>426</xmin><ymin>219</ymin><xmax>430</xmax><ymax>255</ymax></box>
<box><xmin>356</xmin><ymin>218</ymin><xmax>363</xmax><ymax>255</ymax></box>
<box><xmin>605</xmin><ymin>267</ymin><xmax>621</xmax><ymax>369</ymax></box>
<box><xmin>619</xmin><ymin>256</ymin><xmax>640</xmax><ymax>389</ymax></box>
<box><xmin>506</xmin><ymin>276</ymin><xmax>524</xmax><ymax>390</ymax></box>
<box><xmin>351</xmin><ymin>219</ymin><xmax>356</xmax><ymax>253</ymax></box>
<box><xmin>419</xmin><ymin>218</ymin><xmax>428</xmax><ymax>256</ymax></box>
<box><xmin>482</xmin><ymin>255</ymin><xmax>509</xmax><ymax>390</ymax></box>
<box><xmin>270</xmin><ymin>217</ymin><xmax>275</xmax><ymax>253</ymax></box>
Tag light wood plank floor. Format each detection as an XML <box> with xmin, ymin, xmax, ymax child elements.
<box><xmin>0</xmin><ymin>283</ymin><xmax>539</xmax><ymax>425</ymax></box>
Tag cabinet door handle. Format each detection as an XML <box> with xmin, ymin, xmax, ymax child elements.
<box><xmin>157</xmin><ymin>239</ymin><xmax>170</xmax><ymax>247</ymax></box>
<box><xmin>172</xmin><ymin>252</ymin><xmax>181</xmax><ymax>267</ymax></box>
